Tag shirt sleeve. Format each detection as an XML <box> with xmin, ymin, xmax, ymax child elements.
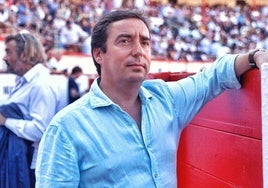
<box><xmin>35</xmin><ymin>124</ymin><xmax>80</xmax><ymax>187</ymax></box>
<box><xmin>171</xmin><ymin>54</ymin><xmax>241</xmax><ymax>128</ymax></box>
<box><xmin>4</xmin><ymin>84</ymin><xmax>58</xmax><ymax>141</ymax></box>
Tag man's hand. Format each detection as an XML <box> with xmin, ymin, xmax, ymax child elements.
<box><xmin>0</xmin><ymin>112</ymin><xmax>6</xmax><ymax>125</ymax></box>
<box><xmin>254</xmin><ymin>50</ymin><xmax>268</xmax><ymax>69</ymax></box>
<box><xmin>235</xmin><ymin>50</ymin><xmax>268</xmax><ymax>77</ymax></box>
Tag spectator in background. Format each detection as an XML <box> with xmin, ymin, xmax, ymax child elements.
<box><xmin>0</xmin><ymin>1</ymin><xmax>9</xmax><ymax>33</ymax></box>
<box><xmin>68</xmin><ymin>66</ymin><xmax>83</xmax><ymax>104</ymax></box>
<box><xmin>16</xmin><ymin>1</ymin><xmax>31</xmax><ymax>28</ymax></box>
<box><xmin>0</xmin><ymin>0</ymin><xmax>268</xmax><ymax>61</ymax></box>
<box><xmin>78</xmin><ymin>17</ymin><xmax>92</xmax><ymax>55</ymax></box>
<box><xmin>35</xmin><ymin>9</ymin><xmax>268</xmax><ymax>187</ymax></box>
<box><xmin>0</xmin><ymin>32</ymin><xmax>63</xmax><ymax>187</ymax></box>
<box><xmin>79</xmin><ymin>17</ymin><xmax>92</xmax><ymax>35</ymax></box>
<box><xmin>45</xmin><ymin>47</ymin><xmax>64</xmax><ymax>74</ymax></box>
<box><xmin>59</xmin><ymin>19</ymin><xmax>89</xmax><ymax>52</ymax></box>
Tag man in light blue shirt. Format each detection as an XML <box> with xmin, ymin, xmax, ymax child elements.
<box><xmin>36</xmin><ymin>10</ymin><xmax>268</xmax><ymax>187</ymax></box>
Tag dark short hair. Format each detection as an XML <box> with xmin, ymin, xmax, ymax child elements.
<box><xmin>71</xmin><ymin>66</ymin><xmax>82</xmax><ymax>75</ymax></box>
<box><xmin>91</xmin><ymin>9</ymin><xmax>151</xmax><ymax>76</ymax></box>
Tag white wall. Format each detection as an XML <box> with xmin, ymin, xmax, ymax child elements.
<box><xmin>262</xmin><ymin>63</ymin><xmax>268</xmax><ymax>188</ymax></box>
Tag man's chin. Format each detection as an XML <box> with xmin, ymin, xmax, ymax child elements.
<box><xmin>128</xmin><ymin>75</ymin><xmax>146</xmax><ymax>83</ymax></box>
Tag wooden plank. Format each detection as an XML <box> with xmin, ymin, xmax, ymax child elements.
<box><xmin>178</xmin><ymin>162</ymin><xmax>239</xmax><ymax>188</ymax></box>
<box><xmin>177</xmin><ymin>69</ymin><xmax>263</xmax><ymax>187</ymax></box>
<box><xmin>178</xmin><ymin>125</ymin><xmax>262</xmax><ymax>187</ymax></box>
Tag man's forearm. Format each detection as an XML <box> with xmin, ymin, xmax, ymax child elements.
<box><xmin>234</xmin><ymin>53</ymin><xmax>253</xmax><ymax>77</ymax></box>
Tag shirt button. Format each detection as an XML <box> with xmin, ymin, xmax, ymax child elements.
<box><xmin>154</xmin><ymin>173</ymin><xmax>158</xmax><ymax>178</ymax></box>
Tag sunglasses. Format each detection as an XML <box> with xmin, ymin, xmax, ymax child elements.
<box><xmin>19</xmin><ymin>33</ymin><xmax>26</xmax><ymax>43</ymax></box>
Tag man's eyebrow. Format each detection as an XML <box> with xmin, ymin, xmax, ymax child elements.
<box><xmin>115</xmin><ymin>33</ymin><xmax>132</xmax><ymax>40</ymax></box>
<box><xmin>115</xmin><ymin>33</ymin><xmax>150</xmax><ymax>41</ymax></box>
<box><xmin>141</xmin><ymin>35</ymin><xmax>151</xmax><ymax>41</ymax></box>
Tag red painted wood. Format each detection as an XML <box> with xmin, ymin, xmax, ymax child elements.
<box><xmin>147</xmin><ymin>72</ymin><xmax>195</xmax><ymax>81</ymax></box>
<box><xmin>169</xmin><ymin>72</ymin><xmax>195</xmax><ymax>81</ymax></box>
<box><xmin>176</xmin><ymin>69</ymin><xmax>263</xmax><ymax>187</ymax></box>
<box><xmin>178</xmin><ymin>125</ymin><xmax>262</xmax><ymax>188</ymax></box>
<box><xmin>178</xmin><ymin>162</ymin><xmax>238</xmax><ymax>188</ymax></box>
<box><xmin>147</xmin><ymin>72</ymin><xmax>171</xmax><ymax>81</ymax></box>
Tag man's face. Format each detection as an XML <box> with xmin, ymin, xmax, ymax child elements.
<box><xmin>66</xmin><ymin>22</ymin><xmax>72</xmax><ymax>30</ymax></box>
<box><xmin>97</xmin><ymin>18</ymin><xmax>151</xmax><ymax>85</ymax></box>
<box><xmin>3</xmin><ymin>40</ymin><xmax>29</xmax><ymax>76</ymax></box>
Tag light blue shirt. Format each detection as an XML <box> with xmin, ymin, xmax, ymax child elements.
<box><xmin>4</xmin><ymin>64</ymin><xmax>62</xmax><ymax>168</ymax></box>
<box><xmin>36</xmin><ymin>55</ymin><xmax>241</xmax><ymax>187</ymax></box>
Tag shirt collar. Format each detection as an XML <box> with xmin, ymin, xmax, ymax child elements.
<box><xmin>17</xmin><ymin>64</ymin><xmax>49</xmax><ymax>84</ymax></box>
<box><xmin>88</xmin><ymin>78</ymin><xmax>153</xmax><ymax>108</ymax></box>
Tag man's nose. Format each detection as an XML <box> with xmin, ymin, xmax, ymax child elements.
<box><xmin>3</xmin><ymin>55</ymin><xmax>7</xmax><ymax>62</ymax></box>
<box><xmin>131</xmin><ymin>41</ymin><xmax>143</xmax><ymax>57</ymax></box>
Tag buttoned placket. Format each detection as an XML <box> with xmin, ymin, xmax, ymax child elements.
<box><xmin>141</xmin><ymin>101</ymin><xmax>161</xmax><ymax>188</ymax></box>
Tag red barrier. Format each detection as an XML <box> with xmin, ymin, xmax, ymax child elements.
<box><xmin>177</xmin><ymin>69</ymin><xmax>262</xmax><ymax>187</ymax></box>
<box><xmin>147</xmin><ymin>72</ymin><xmax>195</xmax><ymax>81</ymax></box>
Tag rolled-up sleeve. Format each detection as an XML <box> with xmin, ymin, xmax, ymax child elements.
<box><xmin>170</xmin><ymin>54</ymin><xmax>241</xmax><ymax>127</ymax></box>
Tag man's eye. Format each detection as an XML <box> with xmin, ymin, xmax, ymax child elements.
<box><xmin>140</xmin><ymin>40</ymin><xmax>150</xmax><ymax>47</ymax></box>
<box><xmin>142</xmin><ymin>41</ymin><xmax>150</xmax><ymax>46</ymax></box>
<box><xmin>120</xmin><ymin>39</ymin><xmax>129</xmax><ymax>43</ymax></box>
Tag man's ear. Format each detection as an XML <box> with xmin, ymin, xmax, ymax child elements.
<box><xmin>20</xmin><ymin>51</ymin><xmax>27</xmax><ymax>62</ymax></box>
<box><xmin>93</xmin><ymin>48</ymin><xmax>103</xmax><ymax>64</ymax></box>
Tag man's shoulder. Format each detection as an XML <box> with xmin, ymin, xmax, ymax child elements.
<box><xmin>142</xmin><ymin>79</ymin><xmax>167</xmax><ymax>88</ymax></box>
<box><xmin>53</xmin><ymin>96</ymin><xmax>89</xmax><ymax>120</ymax></box>
<box><xmin>141</xmin><ymin>79</ymin><xmax>173</xmax><ymax>97</ymax></box>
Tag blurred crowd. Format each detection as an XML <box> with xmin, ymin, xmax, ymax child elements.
<box><xmin>0</xmin><ymin>0</ymin><xmax>268</xmax><ymax>62</ymax></box>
